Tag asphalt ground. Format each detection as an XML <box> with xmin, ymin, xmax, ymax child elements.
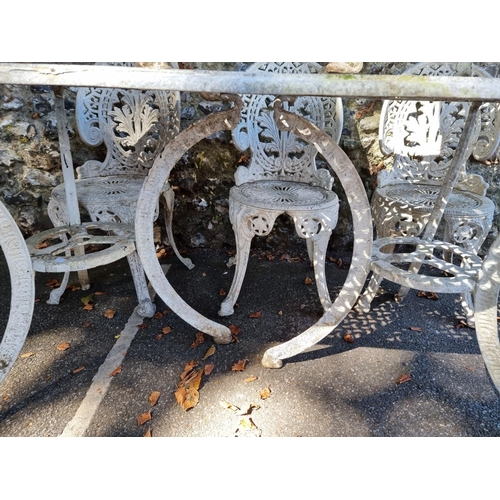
<box><xmin>1</xmin><ymin>244</ymin><xmax>500</xmax><ymax>440</ymax></box>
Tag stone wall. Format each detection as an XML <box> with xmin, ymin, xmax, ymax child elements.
<box><xmin>1</xmin><ymin>62</ymin><xmax>499</xmax><ymax>257</ymax></box>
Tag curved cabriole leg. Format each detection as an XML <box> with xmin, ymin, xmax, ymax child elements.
<box><xmin>219</xmin><ymin>202</ymin><xmax>279</xmax><ymax>317</ymax></box>
<box><xmin>261</xmin><ymin>97</ymin><xmax>372</xmax><ymax>368</ymax></box>
<box><xmin>0</xmin><ymin>202</ymin><xmax>35</xmax><ymax>384</ymax></box>
<box><xmin>474</xmin><ymin>233</ymin><xmax>500</xmax><ymax>394</ymax></box>
<box><xmin>127</xmin><ymin>251</ymin><xmax>156</xmax><ymax>318</ymax></box>
<box><xmin>135</xmin><ymin>94</ymin><xmax>243</xmax><ymax>345</ymax></box>
<box><xmin>47</xmin><ymin>271</ymin><xmax>70</xmax><ymax>305</ymax></box>
<box><xmin>161</xmin><ymin>187</ymin><xmax>194</xmax><ymax>270</ymax></box>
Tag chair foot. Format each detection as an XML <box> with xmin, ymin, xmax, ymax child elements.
<box><xmin>135</xmin><ymin>299</ymin><xmax>156</xmax><ymax>318</ymax></box>
<box><xmin>179</xmin><ymin>256</ymin><xmax>195</xmax><ymax>270</ymax></box>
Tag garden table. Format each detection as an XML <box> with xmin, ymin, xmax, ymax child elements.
<box><xmin>0</xmin><ymin>63</ymin><xmax>499</xmax><ymax>389</ymax></box>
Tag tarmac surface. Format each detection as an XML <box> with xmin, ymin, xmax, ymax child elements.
<box><xmin>1</xmin><ymin>245</ymin><xmax>500</xmax><ymax>438</ymax></box>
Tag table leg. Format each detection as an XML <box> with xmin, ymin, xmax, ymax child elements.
<box><xmin>0</xmin><ymin>201</ymin><xmax>35</xmax><ymax>384</ymax></box>
<box><xmin>135</xmin><ymin>95</ymin><xmax>243</xmax><ymax>345</ymax></box>
<box><xmin>474</xmin><ymin>233</ymin><xmax>500</xmax><ymax>393</ymax></box>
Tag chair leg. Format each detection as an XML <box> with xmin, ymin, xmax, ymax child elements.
<box><xmin>219</xmin><ymin>223</ymin><xmax>254</xmax><ymax>317</ymax></box>
<box><xmin>127</xmin><ymin>250</ymin><xmax>156</xmax><ymax>318</ymax></box>
<box><xmin>310</xmin><ymin>230</ymin><xmax>333</xmax><ymax>311</ymax></box>
<box><xmin>161</xmin><ymin>189</ymin><xmax>194</xmax><ymax>270</ymax></box>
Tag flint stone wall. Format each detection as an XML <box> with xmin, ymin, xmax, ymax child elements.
<box><xmin>1</xmin><ymin>62</ymin><xmax>499</xmax><ymax>257</ymax></box>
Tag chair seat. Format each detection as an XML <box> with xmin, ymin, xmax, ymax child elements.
<box><xmin>376</xmin><ymin>183</ymin><xmax>495</xmax><ymax>218</ymax></box>
<box><xmin>51</xmin><ymin>175</ymin><xmax>147</xmax><ymax>205</ymax></box>
<box><xmin>230</xmin><ymin>180</ymin><xmax>338</xmax><ymax>212</ymax></box>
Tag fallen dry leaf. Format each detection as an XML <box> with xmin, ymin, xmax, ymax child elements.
<box><xmin>136</xmin><ymin>323</ymin><xmax>149</xmax><ymax>329</ymax></box>
<box><xmin>244</xmin><ymin>376</ymin><xmax>258</xmax><ymax>383</ymax></box>
<box><xmin>232</xmin><ymin>359</ymin><xmax>247</xmax><ymax>371</ymax></box>
<box><xmin>82</xmin><ymin>303</ymin><xmax>94</xmax><ymax>311</ymax></box>
<box><xmin>304</xmin><ymin>276</ymin><xmax>313</xmax><ymax>285</ymax></box>
<box><xmin>191</xmin><ymin>331</ymin><xmax>205</xmax><ymax>348</ymax></box>
<box><xmin>161</xmin><ymin>326</ymin><xmax>172</xmax><ymax>335</ymax></box>
<box><xmin>109</xmin><ymin>366</ymin><xmax>122</xmax><ymax>377</ymax></box>
<box><xmin>417</xmin><ymin>291</ymin><xmax>439</xmax><ymax>300</ymax></box>
<box><xmin>56</xmin><ymin>342</ymin><xmax>70</xmax><ymax>351</ymax></box>
<box><xmin>149</xmin><ymin>391</ymin><xmax>160</xmax><ymax>407</ymax></box>
<box><xmin>20</xmin><ymin>352</ymin><xmax>35</xmax><ymax>358</ymax></box>
<box><xmin>202</xmin><ymin>345</ymin><xmax>216</xmax><ymax>360</ymax></box>
<box><xmin>249</xmin><ymin>311</ymin><xmax>261</xmax><ymax>318</ymax></box>
<box><xmin>229</xmin><ymin>324</ymin><xmax>241</xmax><ymax>335</ymax></box>
<box><xmin>81</xmin><ymin>293</ymin><xmax>94</xmax><ymax>305</ymax></box>
<box><xmin>153</xmin><ymin>311</ymin><xmax>163</xmax><ymax>319</ymax></box>
<box><xmin>2</xmin><ymin>394</ymin><xmax>10</xmax><ymax>401</ymax></box>
<box><xmin>259</xmin><ymin>387</ymin><xmax>271</xmax><ymax>400</ymax></box>
<box><xmin>104</xmin><ymin>309</ymin><xmax>116</xmax><ymax>319</ymax></box>
<box><xmin>220</xmin><ymin>401</ymin><xmax>240</xmax><ymax>413</ymax></box>
<box><xmin>94</xmin><ymin>291</ymin><xmax>107</xmax><ymax>296</ymax></box>
<box><xmin>343</xmin><ymin>333</ymin><xmax>354</xmax><ymax>343</ymax></box>
<box><xmin>204</xmin><ymin>363</ymin><xmax>215</xmax><ymax>376</ymax></box>
<box><xmin>46</xmin><ymin>278</ymin><xmax>60</xmax><ymax>288</ymax></box>
<box><xmin>72</xmin><ymin>366</ymin><xmax>85</xmax><ymax>374</ymax></box>
<box><xmin>175</xmin><ymin>368</ymin><xmax>203</xmax><ymax>411</ymax></box>
<box><xmin>397</xmin><ymin>373</ymin><xmax>412</xmax><ymax>385</ymax></box>
<box><xmin>219</xmin><ymin>288</ymin><xmax>227</xmax><ymax>296</ymax></box>
<box><xmin>137</xmin><ymin>411</ymin><xmax>152</xmax><ymax>426</ymax></box>
<box><xmin>409</xmin><ymin>326</ymin><xmax>422</xmax><ymax>331</ymax></box>
<box><xmin>144</xmin><ymin>429</ymin><xmax>152</xmax><ymax>437</ymax></box>
<box><xmin>180</xmin><ymin>360</ymin><xmax>198</xmax><ymax>381</ymax></box>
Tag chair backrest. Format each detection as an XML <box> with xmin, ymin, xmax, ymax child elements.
<box><xmin>75</xmin><ymin>67</ymin><xmax>180</xmax><ymax>179</ymax></box>
<box><xmin>232</xmin><ymin>62</ymin><xmax>343</xmax><ymax>189</ymax></box>
<box><xmin>377</xmin><ymin>62</ymin><xmax>500</xmax><ymax>193</ymax></box>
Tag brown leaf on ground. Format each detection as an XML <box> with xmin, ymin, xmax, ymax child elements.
<box><xmin>232</xmin><ymin>359</ymin><xmax>247</xmax><ymax>371</ymax></box>
<box><xmin>137</xmin><ymin>411</ymin><xmax>152</xmax><ymax>426</ymax></box>
<box><xmin>149</xmin><ymin>391</ymin><xmax>160</xmax><ymax>407</ymax></box>
<box><xmin>161</xmin><ymin>326</ymin><xmax>172</xmax><ymax>335</ymax></box>
<box><xmin>20</xmin><ymin>352</ymin><xmax>35</xmax><ymax>358</ymax></box>
<box><xmin>204</xmin><ymin>363</ymin><xmax>215</xmax><ymax>376</ymax></box>
<box><xmin>83</xmin><ymin>303</ymin><xmax>94</xmax><ymax>311</ymax></box>
<box><xmin>202</xmin><ymin>345</ymin><xmax>216</xmax><ymax>360</ymax></box>
<box><xmin>229</xmin><ymin>324</ymin><xmax>241</xmax><ymax>335</ymax></box>
<box><xmin>396</xmin><ymin>373</ymin><xmax>412</xmax><ymax>385</ymax></box>
<box><xmin>72</xmin><ymin>366</ymin><xmax>85</xmax><ymax>374</ymax></box>
<box><xmin>153</xmin><ymin>311</ymin><xmax>163</xmax><ymax>319</ymax></box>
<box><xmin>219</xmin><ymin>288</ymin><xmax>227</xmax><ymax>296</ymax></box>
<box><xmin>409</xmin><ymin>326</ymin><xmax>422</xmax><ymax>331</ymax></box>
<box><xmin>94</xmin><ymin>291</ymin><xmax>107</xmax><ymax>296</ymax></box>
<box><xmin>104</xmin><ymin>309</ymin><xmax>116</xmax><ymax>319</ymax></box>
<box><xmin>259</xmin><ymin>387</ymin><xmax>271</xmax><ymax>400</ymax></box>
<box><xmin>244</xmin><ymin>376</ymin><xmax>258</xmax><ymax>383</ymax></box>
<box><xmin>175</xmin><ymin>369</ymin><xmax>203</xmax><ymax>411</ymax></box>
<box><xmin>46</xmin><ymin>278</ymin><xmax>60</xmax><ymax>288</ymax></box>
<box><xmin>249</xmin><ymin>311</ymin><xmax>261</xmax><ymax>318</ymax></box>
<box><xmin>417</xmin><ymin>291</ymin><xmax>439</xmax><ymax>300</ymax></box>
<box><xmin>191</xmin><ymin>331</ymin><xmax>205</xmax><ymax>348</ymax></box>
<box><xmin>343</xmin><ymin>333</ymin><xmax>355</xmax><ymax>343</ymax></box>
<box><xmin>56</xmin><ymin>342</ymin><xmax>70</xmax><ymax>351</ymax></box>
<box><xmin>109</xmin><ymin>366</ymin><xmax>122</xmax><ymax>377</ymax></box>
<box><xmin>180</xmin><ymin>360</ymin><xmax>198</xmax><ymax>381</ymax></box>
<box><xmin>220</xmin><ymin>401</ymin><xmax>240</xmax><ymax>413</ymax></box>
<box><xmin>136</xmin><ymin>323</ymin><xmax>149</xmax><ymax>329</ymax></box>
<box><xmin>304</xmin><ymin>276</ymin><xmax>313</xmax><ymax>285</ymax></box>
<box><xmin>144</xmin><ymin>429</ymin><xmax>152</xmax><ymax>437</ymax></box>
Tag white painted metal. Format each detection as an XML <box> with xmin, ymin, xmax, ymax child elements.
<box><xmin>219</xmin><ymin>62</ymin><xmax>343</xmax><ymax>317</ymax></box>
<box><xmin>0</xmin><ymin>202</ymin><xmax>35</xmax><ymax>384</ymax></box>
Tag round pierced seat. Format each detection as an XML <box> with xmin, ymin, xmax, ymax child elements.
<box><xmin>230</xmin><ymin>180</ymin><xmax>339</xmax><ymax>212</ymax></box>
<box><xmin>50</xmin><ymin>175</ymin><xmax>149</xmax><ymax>223</ymax></box>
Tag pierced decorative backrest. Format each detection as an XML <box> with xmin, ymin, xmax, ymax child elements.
<box><xmin>76</xmin><ymin>76</ymin><xmax>180</xmax><ymax>179</ymax></box>
<box><xmin>378</xmin><ymin>62</ymin><xmax>500</xmax><ymax>191</ymax></box>
<box><xmin>232</xmin><ymin>62</ymin><xmax>343</xmax><ymax>189</ymax></box>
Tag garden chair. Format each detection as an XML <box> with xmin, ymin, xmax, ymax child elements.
<box><xmin>371</xmin><ymin>62</ymin><xmax>500</xmax><ymax>254</ymax></box>
<box><xmin>27</xmin><ymin>75</ymin><xmax>191</xmax><ymax>318</ymax></box>
<box><xmin>218</xmin><ymin>62</ymin><xmax>344</xmax><ymax>317</ymax></box>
